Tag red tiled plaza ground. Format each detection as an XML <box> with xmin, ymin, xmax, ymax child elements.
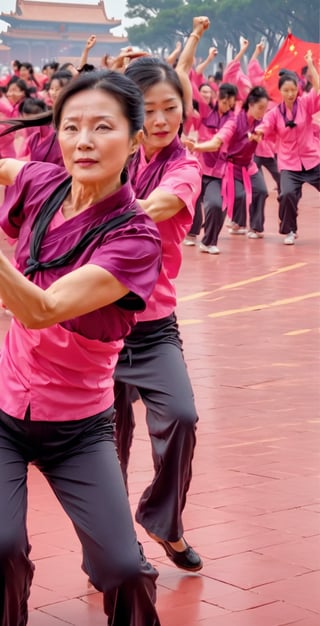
<box><xmin>0</xmin><ymin>176</ymin><xmax>319</xmax><ymax>625</ymax></box>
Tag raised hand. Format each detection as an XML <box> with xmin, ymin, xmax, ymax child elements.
<box><xmin>192</xmin><ymin>16</ymin><xmax>210</xmax><ymax>36</ymax></box>
<box><xmin>255</xmin><ymin>41</ymin><xmax>265</xmax><ymax>56</ymax></box>
<box><xmin>209</xmin><ymin>47</ymin><xmax>218</xmax><ymax>59</ymax></box>
<box><xmin>86</xmin><ymin>35</ymin><xmax>97</xmax><ymax>50</ymax></box>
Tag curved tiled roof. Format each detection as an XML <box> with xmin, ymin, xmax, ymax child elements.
<box><xmin>1</xmin><ymin>0</ymin><xmax>121</xmax><ymax>26</ymax></box>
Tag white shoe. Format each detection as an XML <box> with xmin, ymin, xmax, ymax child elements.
<box><xmin>247</xmin><ymin>231</ymin><xmax>264</xmax><ymax>239</ymax></box>
<box><xmin>283</xmin><ymin>231</ymin><xmax>297</xmax><ymax>245</ymax></box>
<box><xmin>200</xmin><ymin>243</ymin><xmax>220</xmax><ymax>255</ymax></box>
<box><xmin>183</xmin><ymin>236</ymin><xmax>197</xmax><ymax>246</ymax></box>
<box><xmin>229</xmin><ymin>226</ymin><xmax>247</xmax><ymax>235</ymax></box>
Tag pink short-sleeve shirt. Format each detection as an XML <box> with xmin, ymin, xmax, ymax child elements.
<box><xmin>135</xmin><ymin>150</ymin><xmax>201</xmax><ymax>321</ymax></box>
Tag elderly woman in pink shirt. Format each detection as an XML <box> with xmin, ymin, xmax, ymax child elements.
<box><xmin>0</xmin><ymin>70</ymin><xmax>162</xmax><ymax>626</ymax></box>
<box><xmin>255</xmin><ymin>50</ymin><xmax>320</xmax><ymax>244</ymax></box>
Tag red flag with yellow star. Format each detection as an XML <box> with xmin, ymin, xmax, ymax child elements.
<box><xmin>264</xmin><ymin>33</ymin><xmax>320</xmax><ymax>102</ymax></box>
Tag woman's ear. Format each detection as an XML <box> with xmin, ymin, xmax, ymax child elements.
<box><xmin>130</xmin><ymin>129</ymin><xmax>144</xmax><ymax>155</ymax></box>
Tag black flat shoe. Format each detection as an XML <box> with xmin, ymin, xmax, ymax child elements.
<box><xmin>152</xmin><ymin>535</ymin><xmax>203</xmax><ymax>572</ymax></box>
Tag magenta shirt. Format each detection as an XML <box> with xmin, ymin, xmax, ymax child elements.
<box><xmin>188</xmin><ymin>93</ymin><xmax>236</xmax><ymax>178</ymax></box>
<box><xmin>222</xmin><ymin>109</ymin><xmax>259</xmax><ymax>179</ymax></box>
<box><xmin>0</xmin><ymin>97</ymin><xmax>17</xmax><ymax>157</ymax></box>
<box><xmin>0</xmin><ymin>162</ymin><xmax>161</xmax><ymax>421</ymax></box>
<box><xmin>257</xmin><ymin>89</ymin><xmax>320</xmax><ymax>171</ymax></box>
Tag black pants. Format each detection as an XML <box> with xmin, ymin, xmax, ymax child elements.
<box><xmin>254</xmin><ymin>155</ymin><xmax>281</xmax><ymax>195</ymax></box>
<box><xmin>114</xmin><ymin>313</ymin><xmax>198</xmax><ymax>542</ymax></box>
<box><xmin>188</xmin><ymin>177</ymin><xmax>205</xmax><ymax>236</ymax></box>
<box><xmin>0</xmin><ymin>408</ymin><xmax>160</xmax><ymax>626</ymax></box>
<box><xmin>232</xmin><ymin>170</ymin><xmax>268</xmax><ymax>232</ymax></box>
<box><xmin>279</xmin><ymin>164</ymin><xmax>320</xmax><ymax>234</ymax></box>
<box><xmin>201</xmin><ymin>175</ymin><xmax>226</xmax><ymax>247</ymax></box>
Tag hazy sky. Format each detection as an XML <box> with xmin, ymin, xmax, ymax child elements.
<box><xmin>0</xmin><ymin>0</ymin><xmax>130</xmax><ymax>36</ymax></box>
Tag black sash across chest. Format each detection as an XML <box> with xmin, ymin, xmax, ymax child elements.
<box><xmin>24</xmin><ymin>177</ymin><xmax>135</xmax><ymax>279</ymax></box>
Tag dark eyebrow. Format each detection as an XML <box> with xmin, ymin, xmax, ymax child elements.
<box><xmin>62</xmin><ymin>114</ymin><xmax>115</xmax><ymax>121</ymax></box>
<box><xmin>144</xmin><ymin>97</ymin><xmax>178</xmax><ymax>105</ymax></box>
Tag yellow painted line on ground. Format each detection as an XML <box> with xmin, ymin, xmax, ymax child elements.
<box><xmin>219</xmin><ymin>437</ymin><xmax>287</xmax><ymax>449</ymax></box>
<box><xmin>177</xmin><ymin>263</ymin><xmax>307</xmax><ymax>302</ymax></box>
<box><xmin>178</xmin><ymin>291</ymin><xmax>212</xmax><ymax>302</ymax></box>
<box><xmin>218</xmin><ymin>263</ymin><xmax>306</xmax><ymax>291</ymax></box>
<box><xmin>208</xmin><ymin>292</ymin><xmax>320</xmax><ymax>319</ymax></box>
<box><xmin>285</xmin><ymin>329</ymin><xmax>312</xmax><ymax>336</ymax></box>
<box><xmin>272</xmin><ymin>362</ymin><xmax>300</xmax><ymax>367</ymax></box>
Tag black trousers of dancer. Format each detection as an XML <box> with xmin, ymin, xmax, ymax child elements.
<box><xmin>231</xmin><ymin>170</ymin><xmax>268</xmax><ymax>232</ymax></box>
<box><xmin>279</xmin><ymin>164</ymin><xmax>320</xmax><ymax>234</ymax></box>
<box><xmin>188</xmin><ymin>177</ymin><xmax>205</xmax><ymax>237</ymax></box>
<box><xmin>254</xmin><ymin>155</ymin><xmax>281</xmax><ymax>195</ymax></box>
<box><xmin>201</xmin><ymin>175</ymin><xmax>226</xmax><ymax>247</ymax></box>
<box><xmin>114</xmin><ymin>313</ymin><xmax>198</xmax><ymax>543</ymax></box>
<box><xmin>0</xmin><ymin>408</ymin><xmax>160</xmax><ymax>626</ymax></box>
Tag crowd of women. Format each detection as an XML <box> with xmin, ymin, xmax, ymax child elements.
<box><xmin>0</xmin><ymin>15</ymin><xmax>319</xmax><ymax>626</ymax></box>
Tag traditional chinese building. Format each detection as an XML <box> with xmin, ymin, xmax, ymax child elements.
<box><xmin>0</xmin><ymin>0</ymin><xmax>127</xmax><ymax>66</ymax></box>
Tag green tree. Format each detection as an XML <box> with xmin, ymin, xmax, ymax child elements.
<box><xmin>125</xmin><ymin>0</ymin><xmax>319</xmax><ymax>62</ymax></box>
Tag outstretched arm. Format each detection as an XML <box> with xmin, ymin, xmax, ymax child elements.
<box><xmin>195</xmin><ymin>46</ymin><xmax>218</xmax><ymax>75</ymax></box>
<box><xmin>77</xmin><ymin>34</ymin><xmax>97</xmax><ymax>70</ymax></box>
<box><xmin>110</xmin><ymin>47</ymin><xmax>149</xmax><ymax>73</ymax></box>
<box><xmin>0</xmin><ymin>158</ymin><xmax>26</xmax><ymax>186</ymax></box>
<box><xmin>165</xmin><ymin>41</ymin><xmax>182</xmax><ymax>66</ymax></box>
<box><xmin>305</xmin><ymin>49</ymin><xmax>319</xmax><ymax>93</ymax></box>
<box><xmin>250</xmin><ymin>40</ymin><xmax>264</xmax><ymax>63</ymax></box>
<box><xmin>175</xmin><ymin>16</ymin><xmax>210</xmax><ymax>116</ymax></box>
<box><xmin>233</xmin><ymin>37</ymin><xmax>250</xmax><ymax>63</ymax></box>
<box><xmin>0</xmin><ymin>251</ymin><xmax>129</xmax><ymax>329</ymax></box>
<box><xmin>183</xmin><ymin>134</ymin><xmax>222</xmax><ymax>153</ymax></box>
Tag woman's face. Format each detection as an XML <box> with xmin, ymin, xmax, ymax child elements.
<box><xmin>218</xmin><ymin>96</ymin><xmax>236</xmax><ymax>115</ymax></box>
<box><xmin>48</xmin><ymin>79</ymin><xmax>64</xmax><ymax>104</ymax></box>
<box><xmin>199</xmin><ymin>85</ymin><xmax>213</xmax><ymax>104</ymax></box>
<box><xmin>58</xmin><ymin>89</ymin><xmax>141</xmax><ymax>192</ymax></box>
<box><xmin>142</xmin><ymin>80</ymin><xmax>183</xmax><ymax>158</ymax></box>
<box><xmin>19</xmin><ymin>66</ymin><xmax>30</xmax><ymax>81</ymax></box>
<box><xmin>6</xmin><ymin>84</ymin><xmax>25</xmax><ymax>104</ymax></box>
<box><xmin>280</xmin><ymin>79</ymin><xmax>299</xmax><ymax>106</ymax></box>
<box><xmin>248</xmin><ymin>97</ymin><xmax>268</xmax><ymax>121</ymax></box>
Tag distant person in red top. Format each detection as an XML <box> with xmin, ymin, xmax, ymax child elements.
<box><xmin>0</xmin><ymin>59</ymin><xmax>21</xmax><ymax>88</ymax></box>
<box><xmin>18</xmin><ymin>62</ymin><xmax>41</xmax><ymax>93</ymax></box>
<box><xmin>0</xmin><ymin>79</ymin><xmax>32</xmax><ymax>157</ymax></box>
<box><xmin>5</xmin><ymin>77</ymin><xmax>31</xmax><ymax>114</ymax></box>
<box><xmin>42</xmin><ymin>61</ymin><xmax>60</xmax><ymax>77</ymax></box>
<box><xmin>44</xmin><ymin>69</ymin><xmax>73</xmax><ymax>107</ymax></box>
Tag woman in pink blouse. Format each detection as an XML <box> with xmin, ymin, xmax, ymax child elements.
<box><xmin>113</xmin><ymin>24</ymin><xmax>206</xmax><ymax>573</ymax></box>
<box><xmin>255</xmin><ymin>51</ymin><xmax>320</xmax><ymax>244</ymax></box>
<box><xmin>0</xmin><ymin>70</ymin><xmax>162</xmax><ymax>626</ymax></box>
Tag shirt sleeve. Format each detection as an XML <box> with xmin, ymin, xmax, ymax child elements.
<box><xmin>0</xmin><ymin>162</ymin><xmax>67</xmax><ymax>238</ymax></box>
<box><xmin>223</xmin><ymin>60</ymin><xmax>252</xmax><ymax>101</ymax></box>
<box><xmin>217</xmin><ymin>116</ymin><xmax>237</xmax><ymax>144</ymax></box>
<box><xmin>303</xmin><ymin>89</ymin><xmax>320</xmax><ymax>117</ymax></box>
<box><xmin>256</xmin><ymin>107</ymin><xmax>278</xmax><ymax>143</ymax></box>
<box><xmin>247</xmin><ymin>59</ymin><xmax>265</xmax><ymax>87</ymax></box>
<box><xmin>153</xmin><ymin>155</ymin><xmax>201</xmax><ymax>218</ymax></box>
